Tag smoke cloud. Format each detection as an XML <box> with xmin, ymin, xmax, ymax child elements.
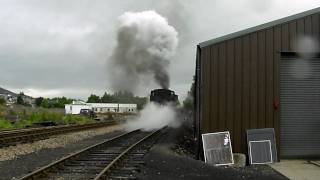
<box><xmin>124</xmin><ymin>102</ymin><xmax>180</xmax><ymax>131</ymax></box>
<box><xmin>107</xmin><ymin>10</ymin><xmax>178</xmax><ymax>92</ymax></box>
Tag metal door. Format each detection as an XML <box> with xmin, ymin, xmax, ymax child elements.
<box><xmin>280</xmin><ymin>56</ymin><xmax>320</xmax><ymax>157</ymax></box>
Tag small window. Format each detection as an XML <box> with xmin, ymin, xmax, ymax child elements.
<box><xmin>100</xmin><ymin>108</ymin><xmax>102</xmax><ymax>111</ymax></box>
<box><xmin>70</xmin><ymin>106</ymin><xmax>72</xmax><ymax>110</ymax></box>
<box><xmin>108</xmin><ymin>108</ymin><xmax>110</xmax><ymax>111</ymax></box>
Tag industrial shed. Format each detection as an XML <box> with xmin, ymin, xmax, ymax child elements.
<box><xmin>195</xmin><ymin>7</ymin><xmax>320</xmax><ymax>159</ymax></box>
<box><xmin>65</xmin><ymin>101</ymin><xmax>137</xmax><ymax>114</ymax></box>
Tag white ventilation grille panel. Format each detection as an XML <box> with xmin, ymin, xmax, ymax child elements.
<box><xmin>202</xmin><ymin>131</ymin><xmax>234</xmax><ymax>166</ymax></box>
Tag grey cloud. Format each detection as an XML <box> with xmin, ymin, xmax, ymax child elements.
<box><xmin>1</xmin><ymin>0</ymin><xmax>320</xmax><ymax>99</ymax></box>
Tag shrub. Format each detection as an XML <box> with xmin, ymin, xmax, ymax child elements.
<box><xmin>17</xmin><ymin>92</ymin><xmax>24</xmax><ymax>105</ymax></box>
<box><xmin>0</xmin><ymin>109</ymin><xmax>94</xmax><ymax>129</ymax></box>
<box><xmin>0</xmin><ymin>106</ymin><xmax>5</xmax><ymax>118</ymax></box>
<box><xmin>62</xmin><ymin>115</ymin><xmax>93</xmax><ymax>125</ymax></box>
<box><xmin>27</xmin><ymin>112</ymin><xmax>64</xmax><ymax>123</ymax></box>
<box><xmin>14</xmin><ymin>120</ymin><xmax>33</xmax><ymax>129</ymax></box>
<box><xmin>0</xmin><ymin>97</ymin><xmax>5</xmax><ymax>105</ymax></box>
<box><xmin>0</xmin><ymin>119</ymin><xmax>13</xmax><ymax>129</ymax></box>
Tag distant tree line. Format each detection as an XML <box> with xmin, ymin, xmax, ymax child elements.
<box><xmin>19</xmin><ymin>91</ymin><xmax>147</xmax><ymax>110</ymax></box>
<box><xmin>35</xmin><ymin>97</ymin><xmax>74</xmax><ymax>108</ymax></box>
<box><xmin>87</xmin><ymin>91</ymin><xmax>147</xmax><ymax>110</ymax></box>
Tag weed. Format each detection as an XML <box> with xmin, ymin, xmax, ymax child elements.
<box><xmin>0</xmin><ymin>119</ymin><xmax>14</xmax><ymax>129</ymax></box>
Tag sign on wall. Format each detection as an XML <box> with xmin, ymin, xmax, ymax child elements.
<box><xmin>202</xmin><ymin>131</ymin><xmax>234</xmax><ymax>166</ymax></box>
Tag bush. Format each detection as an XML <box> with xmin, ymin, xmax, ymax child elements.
<box><xmin>62</xmin><ymin>115</ymin><xmax>94</xmax><ymax>125</ymax></box>
<box><xmin>14</xmin><ymin>120</ymin><xmax>33</xmax><ymax>129</ymax></box>
<box><xmin>0</xmin><ymin>119</ymin><xmax>13</xmax><ymax>129</ymax></box>
<box><xmin>26</xmin><ymin>111</ymin><xmax>92</xmax><ymax>125</ymax></box>
<box><xmin>0</xmin><ymin>97</ymin><xmax>5</xmax><ymax>105</ymax></box>
<box><xmin>40</xmin><ymin>97</ymin><xmax>73</xmax><ymax>108</ymax></box>
<box><xmin>27</xmin><ymin>112</ymin><xmax>64</xmax><ymax>124</ymax></box>
<box><xmin>9</xmin><ymin>109</ymin><xmax>17</xmax><ymax>116</ymax></box>
<box><xmin>0</xmin><ymin>106</ymin><xmax>5</xmax><ymax>118</ymax></box>
<box><xmin>17</xmin><ymin>92</ymin><xmax>24</xmax><ymax>105</ymax></box>
<box><xmin>0</xmin><ymin>108</ymin><xmax>94</xmax><ymax>129</ymax></box>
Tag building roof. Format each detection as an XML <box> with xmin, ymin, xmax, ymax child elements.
<box><xmin>87</xmin><ymin>103</ymin><xmax>119</xmax><ymax>108</ymax></box>
<box><xmin>66</xmin><ymin>103</ymin><xmax>137</xmax><ymax>108</ymax></box>
<box><xmin>119</xmin><ymin>104</ymin><xmax>137</xmax><ymax>107</ymax></box>
<box><xmin>199</xmin><ymin>7</ymin><xmax>320</xmax><ymax>48</ymax></box>
<box><xmin>0</xmin><ymin>87</ymin><xmax>17</xmax><ymax>97</ymax></box>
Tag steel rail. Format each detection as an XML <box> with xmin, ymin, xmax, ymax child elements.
<box><xmin>0</xmin><ymin>121</ymin><xmax>116</xmax><ymax>147</ymax></box>
<box><xmin>1</xmin><ymin>122</ymin><xmax>112</xmax><ymax>138</ymax></box>
<box><xmin>0</xmin><ymin>121</ymin><xmax>115</xmax><ymax>136</ymax></box>
<box><xmin>19</xmin><ymin>130</ymin><xmax>138</xmax><ymax>180</ymax></box>
<box><xmin>19</xmin><ymin>128</ymin><xmax>161</xmax><ymax>180</ymax></box>
<box><xmin>94</xmin><ymin>129</ymin><xmax>160</xmax><ymax>179</ymax></box>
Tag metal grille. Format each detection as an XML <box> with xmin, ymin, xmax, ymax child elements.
<box><xmin>249</xmin><ymin>140</ymin><xmax>273</xmax><ymax>164</ymax></box>
<box><xmin>247</xmin><ymin>128</ymin><xmax>277</xmax><ymax>162</ymax></box>
<box><xmin>202</xmin><ymin>132</ymin><xmax>234</xmax><ymax>166</ymax></box>
<box><xmin>280</xmin><ymin>57</ymin><xmax>320</xmax><ymax>157</ymax></box>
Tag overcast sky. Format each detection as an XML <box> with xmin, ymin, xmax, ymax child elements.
<box><xmin>1</xmin><ymin>0</ymin><xmax>320</xmax><ymax>100</ymax></box>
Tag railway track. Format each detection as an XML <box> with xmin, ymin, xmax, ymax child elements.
<box><xmin>19</xmin><ymin>128</ymin><xmax>163</xmax><ymax>180</ymax></box>
<box><xmin>0</xmin><ymin>121</ymin><xmax>116</xmax><ymax>148</ymax></box>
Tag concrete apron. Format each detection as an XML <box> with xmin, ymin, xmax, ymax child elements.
<box><xmin>269</xmin><ymin>159</ymin><xmax>320</xmax><ymax>180</ymax></box>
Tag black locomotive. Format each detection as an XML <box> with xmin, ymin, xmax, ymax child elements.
<box><xmin>150</xmin><ymin>89</ymin><xmax>178</xmax><ymax>105</ymax></box>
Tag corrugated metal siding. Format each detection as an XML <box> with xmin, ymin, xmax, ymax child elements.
<box><xmin>280</xmin><ymin>57</ymin><xmax>320</xmax><ymax>157</ymax></box>
<box><xmin>196</xmin><ymin>12</ymin><xmax>320</xmax><ymax>157</ymax></box>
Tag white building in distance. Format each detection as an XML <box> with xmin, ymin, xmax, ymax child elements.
<box><xmin>65</xmin><ymin>101</ymin><xmax>137</xmax><ymax>114</ymax></box>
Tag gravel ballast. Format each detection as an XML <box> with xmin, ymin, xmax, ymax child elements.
<box><xmin>0</xmin><ymin>123</ymin><xmax>289</xmax><ymax>179</ymax></box>
<box><xmin>137</xmin><ymin>125</ymin><xmax>288</xmax><ymax>180</ymax></box>
<box><xmin>0</xmin><ymin>125</ymin><xmax>122</xmax><ymax>161</ymax></box>
<box><xmin>0</xmin><ymin>125</ymin><xmax>124</xmax><ymax>179</ymax></box>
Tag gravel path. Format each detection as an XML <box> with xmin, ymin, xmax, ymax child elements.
<box><xmin>0</xmin><ymin>125</ymin><xmax>124</xmax><ymax>180</ymax></box>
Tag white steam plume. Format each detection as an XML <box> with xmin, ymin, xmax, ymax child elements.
<box><xmin>124</xmin><ymin>102</ymin><xmax>180</xmax><ymax>132</ymax></box>
<box><xmin>290</xmin><ymin>36</ymin><xmax>320</xmax><ymax>79</ymax></box>
<box><xmin>107</xmin><ymin>10</ymin><xmax>178</xmax><ymax>92</ymax></box>
<box><xmin>296</xmin><ymin>35</ymin><xmax>319</xmax><ymax>57</ymax></box>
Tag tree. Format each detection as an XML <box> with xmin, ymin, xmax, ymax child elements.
<box><xmin>17</xmin><ymin>92</ymin><xmax>25</xmax><ymax>105</ymax></box>
<box><xmin>35</xmin><ymin>97</ymin><xmax>44</xmax><ymax>107</ymax></box>
<box><xmin>183</xmin><ymin>76</ymin><xmax>195</xmax><ymax>111</ymax></box>
<box><xmin>40</xmin><ymin>98</ymin><xmax>50</xmax><ymax>108</ymax></box>
<box><xmin>50</xmin><ymin>97</ymin><xmax>73</xmax><ymax>108</ymax></box>
<box><xmin>113</xmin><ymin>91</ymin><xmax>134</xmax><ymax>103</ymax></box>
<box><xmin>87</xmin><ymin>94</ymin><xmax>101</xmax><ymax>103</ymax></box>
<box><xmin>0</xmin><ymin>97</ymin><xmax>5</xmax><ymax>105</ymax></box>
<box><xmin>39</xmin><ymin>97</ymin><xmax>73</xmax><ymax>108</ymax></box>
<box><xmin>183</xmin><ymin>96</ymin><xmax>193</xmax><ymax>110</ymax></box>
<box><xmin>85</xmin><ymin>91</ymin><xmax>147</xmax><ymax>110</ymax></box>
<box><xmin>134</xmin><ymin>96</ymin><xmax>147</xmax><ymax>110</ymax></box>
<box><xmin>101</xmin><ymin>92</ymin><xmax>115</xmax><ymax>103</ymax></box>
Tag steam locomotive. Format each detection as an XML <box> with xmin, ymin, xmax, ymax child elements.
<box><xmin>150</xmin><ymin>89</ymin><xmax>178</xmax><ymax>105</ymax></box>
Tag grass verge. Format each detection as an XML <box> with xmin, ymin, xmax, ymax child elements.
<box><xmin>0</xmin><ymin>105</ymin><xmax>94</xmax><ymax>130</ymax></box>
